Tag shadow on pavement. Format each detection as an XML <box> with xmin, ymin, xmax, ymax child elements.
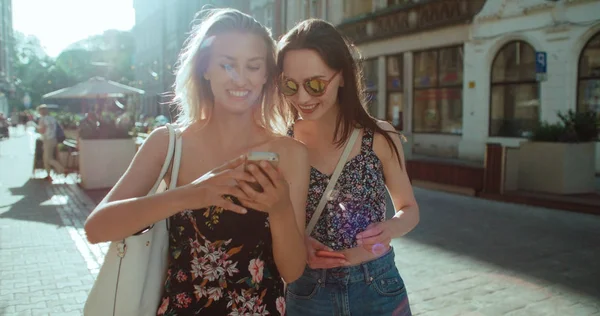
<box><xmin>403</xmin><ymin>188</ymin><xmax>600</xmax><ymax>300</ymax></box>
<box><xmin>0</xmin><ymin>179</ymin><xmax>67</xmax><ymax>227</ymax></box>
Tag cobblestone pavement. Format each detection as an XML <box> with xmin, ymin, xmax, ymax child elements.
<box><xmin>0</xmin><ymin>129</ymin><xmax>108</xmax><ymax>316</ymax></box>
<box><xmin>1</xmin><ymin>129</ymin><xmax>599</xmax><ymax>315</ymax></box>
<box><xmin>395</xmin><ymin>188</ymin><xmax>600</xmax><ymax>315</ymax></box>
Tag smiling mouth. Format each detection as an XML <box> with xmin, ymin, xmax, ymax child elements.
<box><xmin>228</xmin><ymin>90</ymin><xmax>249</xmax><ymax>97</ymax></box>
<box><xmin>298</xmin><ymin>103</ymin><xmax>318</xmax><ymax>111</ymax></box>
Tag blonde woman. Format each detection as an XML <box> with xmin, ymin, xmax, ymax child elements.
<box><xmin>84</xmin><ymin>9</ymin><xmax>309</xmax><ymax>315</ymax></box>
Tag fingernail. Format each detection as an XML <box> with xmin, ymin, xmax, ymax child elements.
<box><xmin>241</xmin><ymin>208</ymin><xmax>247</xmax><ymax>214</ymax></box>
<box><xmin>260</xmin><ymin>161</ymin><xmax>267</xmax><ymax>168</ymax></box>
<box><xmin>356</xmin><ymin>240</ymin><xmax>362</xmax><ymax>245</ymax></box>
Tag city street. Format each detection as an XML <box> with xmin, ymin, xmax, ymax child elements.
<box><xmin>0</xmin><ymin>130</ymin><xmax>599</xmax><ymax>315</ymax></box>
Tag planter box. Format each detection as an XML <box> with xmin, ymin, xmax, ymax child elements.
<box><xmin>518</xmin><ymin>142</ymin><xmax>596</xmax><ymax>194</ymax></box>
<box><xmin>79</xmin><ymin>138</ymin><xmax>136</xmax><ymax>190</ymax></box>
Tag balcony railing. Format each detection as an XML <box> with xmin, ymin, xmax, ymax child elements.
<box><xmin>338</xmin><ymin>0</ymin><xmax>486</xmax><ymax>44</ymax></box>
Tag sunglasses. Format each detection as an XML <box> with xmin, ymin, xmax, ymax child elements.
<box><xmin>279</xmin><ymin>72</ymin><xmax>340</xmax><ymax>97</ymax></box>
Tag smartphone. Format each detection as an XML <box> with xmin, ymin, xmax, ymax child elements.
<box><xmin>245</xmin><ymin>152</ymin><xmax>280</xmax><ymax>192</ymax></box>
<box><xmin>315</xmin><ymin>250</ymin><xmax>346</xmax><ymax>260</ymax></box>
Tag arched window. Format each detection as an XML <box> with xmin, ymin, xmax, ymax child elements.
<box><xmin>578</xmin><ymin>32</ymin><xmax>600</xmax><ymax>114</ymax></box>
<box><xmin>489</xmin><ymin>41</ymin><xmax>539</xmax><ymax>137</ymax></box>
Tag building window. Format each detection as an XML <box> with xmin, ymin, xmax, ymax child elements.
<box><xmin>388</xmin><ymin>0</ymin><xmax>413</xmax><ymax>6</ymax></box>
<box><xmin>311</xmin><ymin>0</ymin><xmax>321</xmax><ymax>18</ymax></box>
<box><xmin>343</xmin><ymin>0</ymin><xmax>372</xmax><ymax>19</ymax></box>
<box><xmin>264</xmin><ymin>4</ymin><xmax>273</xmax><ymax>30</ymax></box>
<box><xmin>363</xmin><ymin>58</ymin><xmax>379</xmax><ymax>116</ymax></box>
<box><xmin>304</xmin><ymin>0</ymin><xmax>321</xmax><ymax>18</ymax></box>
<box><xmin>489</xmin><ymin>41</ymin><xmax>539</xmax><ymax>137</ymax></box>
<box><xmin>386</xmin><ymin>54</ymin><xmax>404</xmax><ymax>130</ymax></box>
<box><xmin>413</xmin><ymin>46</ymin><xmax>463</xmax><ymax>134</ymax></box>
<box><xmin>578</xmin><ymin>32</ymin><xmax>600</xmax><ymax>114</ymax></box>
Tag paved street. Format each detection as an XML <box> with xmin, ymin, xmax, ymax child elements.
<box><xmin>396</xmin><ymin>188</ymin><xmax>600</xmax><ymax>315</ymax></box>
<box><xmin>0</xmin><ymin>129</ymin><xmax>107</xmax><ymax>316</ymax></box>
<box><xmin>1</xmin><ymin>129</ymin><xmax>599</xmax><ymax>315</ymax></box>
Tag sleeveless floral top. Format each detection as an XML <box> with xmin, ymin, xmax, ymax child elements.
<box><xmin>157</xmin><ymin>197</ymin><xmax>285</xmax><ymax>315</ymax></box>
<box><xmin>288</xmin><ymin>127</ymin><xmax>387</xmax><ymax>251</ymax></box>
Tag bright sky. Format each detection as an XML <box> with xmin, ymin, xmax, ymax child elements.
<box><xmin>13</xmin><ymin>0</ymin><xmax>135</xmax><ymax>57</ymax></box>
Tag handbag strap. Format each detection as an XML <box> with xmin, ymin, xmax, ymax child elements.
<box><xmin>147</xmin><ymin>124</ymin><xmax>176</xmax><ymax>196</ymax></box>
<box><xmin>169</xmin><ymin>126</ymin><xmax>183</xmax><ymax>190</ymax></box>
<box><xmin>305</xmin><ymin>128</ymin><xmax>361</xmax><ymax>235</ymax></box>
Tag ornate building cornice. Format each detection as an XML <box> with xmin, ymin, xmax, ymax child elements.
<box><xmin>338</xmin><ymin>0</ymin><xmax>486</xmax><ymax>44</ymax></box>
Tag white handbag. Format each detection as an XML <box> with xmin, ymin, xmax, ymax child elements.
<box><xmin>84</xmin><ymin>123</ymin><xmax>183</xmax><ymax>316</ymax></box>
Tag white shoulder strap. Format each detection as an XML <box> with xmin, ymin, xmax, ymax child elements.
<box><xmin>305</xmin><ymin>128</ymin><xmax>361</xmax><ymax>235</ymax></box>
<box><xmin>147</xmin><ymin>124</ymin><xmax>176</xmax><ymax>195</ymax></box>
<box><xmin>169</xmin><ymin>126</ymin><xmax>183</xmax><ymax>190</ymax></box>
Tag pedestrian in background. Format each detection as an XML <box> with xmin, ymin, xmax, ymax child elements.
<box><xmin>36</xmin><ymin>104</ymin><xmax>63</xmax><ymax>181</ymax></box>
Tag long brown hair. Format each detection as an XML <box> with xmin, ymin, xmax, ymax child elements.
<box><xmin>276</xmin><ymin>19</ymin><xmax>403</xmax><ymax>166</ymax></box>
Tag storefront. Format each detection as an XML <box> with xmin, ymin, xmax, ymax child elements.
<box><xmin>459</xmin><ymin>0</ymin><xmax>600</xmax><ymax>167</ymax></box>
<box><xmin>356</xmin><ymin>28</ymin><xmax>474</xmax><ymax>158</ymax></box>
<box><xmin>345</xmin><ymin>0</ymin><xmax>600</xmax><ymax>165</ymax></box>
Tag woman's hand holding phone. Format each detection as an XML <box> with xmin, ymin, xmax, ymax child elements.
<box><xmin>183</xmin><ymin>155</ymin><xmax>254</xmax><ymax>214</ymax></box>
<box><xmin>237</xmin><ymin>159</ymin><xmax>292</xmax><ymax>215</ymax></box>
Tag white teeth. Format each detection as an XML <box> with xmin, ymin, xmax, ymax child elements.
<box><xmin>229</xmin><ymin>90</ymin><xmax>249</xmax><ymax>97</ymax></box>
<box><xmin>299</xmin><ymin>104</ymin><xmax>318</xmax><ymax>110</ymax></box>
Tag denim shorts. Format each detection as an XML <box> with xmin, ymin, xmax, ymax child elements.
<box><xmin>286</xmin><ymin>248</ymin><xmax>411</xmax><ymax>316</ymax></box>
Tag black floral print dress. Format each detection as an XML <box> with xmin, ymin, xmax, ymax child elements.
<box><xmin>157</xmin><ymin>197</ymin><xmax>286</xmax><ymax>315</ymax></box>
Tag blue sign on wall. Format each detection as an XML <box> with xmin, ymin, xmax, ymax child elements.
<box><xmin>535</xmin><ymin>52</ymin><xmax>547</xmax><ymax>74</ymax></box>
<box><xmin>535</xmin><ymin>52</ymin><xmax>547</xmax><ymax>82</ymax></box>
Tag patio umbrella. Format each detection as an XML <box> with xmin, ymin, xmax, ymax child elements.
<box><xmin>42</xmin><ymin>76</ymin><xmax>145</xmax><ymax>99</ymax></box>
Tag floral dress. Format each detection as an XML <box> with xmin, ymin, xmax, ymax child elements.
<box><xmin>157</xmin><ymin>196</ymin><xmax>286</xmax><ymax>315</ymax></box>
<box><xmin>287</xmin><ymin>127</ymin><xmax>387</xmax><ymax>251</ymax></box>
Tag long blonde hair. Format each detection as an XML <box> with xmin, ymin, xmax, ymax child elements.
<box><xmin>173</xmin><ymin>8</ymin><xmax>291</xmax><ymax>134</ymax></box>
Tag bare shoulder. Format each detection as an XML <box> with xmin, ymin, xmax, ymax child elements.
<box><xmin>100</xmin><ymin>125</ymin><xmax>174</xmax><ymax>204</ymax></box>
<box><xmin>143</xmin><ymin>125</ymin><xmax>171</xmax><ymax>149</ymax></box>
<box><xmin>272</xmin><ymin>135</ymin><xmax>307</xmax><ymax>153</ymax></box>
<box><xmin>137</xmin><ymin>126</ymin><xmax>173</xmax><ymax>166</ymax></box>
<box><xmin>270</xmin><ymin>136</ymin><xmax>309</xmax><ymax>173</ymax></box>
<box><xmin>372</xmin><ymin>120</ymin><xmax>405</xmax><ymax>162</ymax></box>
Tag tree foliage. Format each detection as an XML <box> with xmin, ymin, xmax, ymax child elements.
<box><xmin>8</xmin><ymin>30</ymin><xmax>135</xmax><ymax>112</ymax></box>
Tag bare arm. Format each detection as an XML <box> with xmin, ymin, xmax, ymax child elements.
<box><xmin>268</xmin><ymin>139</ymin><xmax>310</xmax><ymax>283</ymax></box>
<box><xmin>84</xmin><ymin>126</ymin><xmax>254</xmax><ymax>244</ymax></box>
<box><xmin>84</xmin><ymin>127</ymin><xmax>188</xmax><ymax>243</ymax></box>
<box><xmin>374</xmin><ymin>121</ymin><xmax>419</xmax><ymax>238</ymax></box>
